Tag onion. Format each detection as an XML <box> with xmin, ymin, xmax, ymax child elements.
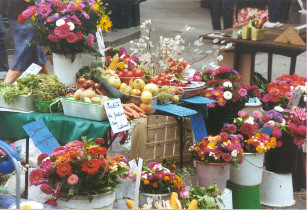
<box><xmin>94</xmin><ymin>83</ymin><xmax>101</xmax><ymax>89</ymax></box>
<box><xmin>77</xmin><ymin>77</ymin><xmax>86</xmax><ymax>85</ymax></box>
<box><xmin>81</xmin><ymin>83</ymin><xmax>88</xmax><ymax>88</ymax></box>
<box><xmin>86</xmin><ymin>80</ymin><xmax>94</xmax><ymax>88</ymax></box>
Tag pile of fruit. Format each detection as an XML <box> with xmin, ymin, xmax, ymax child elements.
<box><xmin>158</xmin><ymin>86</ymin><xmax>184</xmax><ymax>105</ymax></box>
<box><xmin>148</xmin><ymin>73</ymin><xmax>192</xmax><ymax>87</ymax></box>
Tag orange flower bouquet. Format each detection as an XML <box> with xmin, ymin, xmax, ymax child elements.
<box><xmin>29</xmin><ymin>137</ymin><xmax>129</xmax><ymax>203</ymax></box>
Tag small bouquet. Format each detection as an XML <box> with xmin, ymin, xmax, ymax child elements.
<box><xmin>256</xmin><ymin>74</ymin><xmax>306</xmax><ymax>110</ymax></box>
<box><xmin>135</xmin><ymin>161</ymin><xmax>186</xmax><ymax>196</ymax></box>
<box><xmin>190</xmin><ymin>134</ymin><xmax>242</xmax><ymax>166</ymax></box>
<box><xmin>29</xmin><ymin>137</ymin><xmax>129</xmax><ymax>203</ymax></box>
<box><xmin>18</xmin><ymin>0</ymin><xmax>112</xmax><ymax>60</ymax></box>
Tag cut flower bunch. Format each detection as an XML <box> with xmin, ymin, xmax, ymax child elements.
<box><xmin>29</xmin><ymin>137</ymin><xmax>129</xmax><ymax>203</ymax></box>
<box><xmin>190</xmin><ymin>134</ymin><xmax>243</xmax><ymax>167</ymax></box>
<box><xmin>135</xmin><ymin>162</ymin><xmax>186</xmax><ymax>196</ymax></box>
<box><xmin>18</xmin><ymin>0</ymin><xmax>111</xmax><ymax>60</ymax></box>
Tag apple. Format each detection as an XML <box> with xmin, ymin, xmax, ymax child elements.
<box><xmin>119</xmin><ymin>83</ymin><xmax>128</xmax><ymax>90</ymax></box>
<box><xmin>168</xmin><ymin>86</ymin><xmax>177</xmax><ymax>95</ymax></box>
<box><xmin>172</xmin><ymin>95</ymin><xmax>180</xmax><ymax>103</ymax></box>
<box><xmin>143</xmin><ymin>83</ymin><xmax>159</xmax><ymax>96</ymax></box>
<box><xmin>122</xmin><ymin>86</ymin><xmax>133</xmax><ymax>95</ymax></box>
<box><xmin>141</xmin><ymin>90</ymin><xmax>153</xmax><ymax>103</ymax></box>
<box><xmin>131</xmin><ymin>89</ymin><xmax>142</xmax><ymax>96</ymax></box>
<box><xmin>132</xmin><ymin>78</ymin><xmax>145</xmax><ymax>90</ymax></box>
<box><xmin>107</xmin><ymin>76</ymin><xmax>121</xmax><ymax>89</ymax></box>
<box><xmin>140</xmin><ymin>103</ymin><xmax>152</xmax><ymax>114</ymax></box>
<box><xmin>176</xmin><ymin>87</ymin><xmax>184</xmax><ymax>95</ymax></box>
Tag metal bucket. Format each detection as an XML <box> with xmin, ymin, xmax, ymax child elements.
<box><xmin>260</xmin><ymin>170</ymin><xmax>295</xmax><ymax>207</ymax></box>
<box><xmin>230</xmin><ymin>152</ymin><xmax>264</xmax><ymax>186</ymax></box>
<box><xmin>217</xmin><ymin>188</ymin><xmax>233</xmax><ymax>209</ymax></box>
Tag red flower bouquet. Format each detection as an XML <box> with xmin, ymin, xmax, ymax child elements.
<box><xmin>29</xmin><ymin>137</ymin><xmax>129</xmax><ymax>202</ymax></box>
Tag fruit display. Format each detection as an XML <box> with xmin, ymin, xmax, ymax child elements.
<box><xmin>70</xmin><ymin>89</ymin><xmax>110</xmax><ymax>104</ymax></box>
<box><xmin>148</xmin><ymin>73</ymin><xmax>192</xmax><ymax>87</ymax></box>
<box><xmin>66</xmin><ymin>77</ymin><xmax>108</xmax><ymax>97</ymax></box>
<box><xmin>157</xmin><ymin>86</ymin><xmax>184</xmax><ymax>105</ymax></box>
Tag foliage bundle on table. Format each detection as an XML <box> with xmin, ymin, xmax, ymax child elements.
<box><xmin>29</xmin><ymin>137</ymin><xmax>129</xmax><ymax>203</ymax></box>
<box><xmin>135</xmin><ymin>161</ymin><xmax>186</xmax><ymax>197</ymax></box>
<box><xmin>190</xmin><ymin>134</ymin><xmax>243</xmax><ymax>167</ymax></box>
<box><xmin>256</xmin><ymin>74</ymin><xmax>306</xmax><ymax>110</ymax></box>
<box><xmin>18</xmin><ymin>0</ymin><xmax>111</xmax><ymax>60</ymax></box>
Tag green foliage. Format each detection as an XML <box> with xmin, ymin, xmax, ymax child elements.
<box><xmin>0</xmin><ymin>82</ymin><xmax>30</xmax><ymax>104</ymax></box>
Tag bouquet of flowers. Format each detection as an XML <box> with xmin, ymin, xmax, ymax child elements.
<box><xmin>18</xmin><ymin>0</ymin><xmax>112</xmax><ymax>60</ymax></box>
<box><xmin>190</xmin><ymin>134</ymin><xmax>243</xmax><ymax>166</ymax></box>
<box><xmin>135</xmin><ymin>161</ymin><xmax>186</xmax><ymax>196</ymax></box>
<box><xmin>203</xmin><ymin>66</ymin><xmax>260</xmax><ymax>113</ymax></box>
<box><xmin>29</xmin><ymin>137</ymin><xmax>129</xmax><ymax>203</ymax></box>
<box><xmin>256</xmin><ymin>74</ymin><xmax>306</xmax><ymax>110</ymax></box>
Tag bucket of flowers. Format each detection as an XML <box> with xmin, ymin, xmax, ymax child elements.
<box><xmin>222</xmin><ymin>110</ymin><xmax>277</xmax><ymax>186</ymax></box>
<box><xmin>29</xmin><ymin>137</ymin><xmax>129</xmax><ymax>209</ymax></box>
<box><xmin>255</xmin><ymin>73</ymin><xmax>306</xmax><ymax>110</ymax></box>
<box><xmin>201</xmin><ymin>66</ymin><xmax>260</xmax><ymax>135</ymax></box>
<box><xmin>189</xmin><ymin>134</ymin><xmax>242</xmax><ymax>193</ymax></box>
<box><xmin>133</xmin><ymin>161</ymin><xmax>187</xmax><ymax>208</ymax></box>
<box><xmin>18</xmin><ymin>0</ymin><xmax>112</xmax><ymax>84</ymax></box>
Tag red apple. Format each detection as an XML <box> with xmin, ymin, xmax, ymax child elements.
<box><xmin>140</xmin><ymin>103</ymin><xmax>152</xmax><ymax>114</ymax></box>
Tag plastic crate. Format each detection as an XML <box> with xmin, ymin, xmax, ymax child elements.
<box><xmin>34</xmin><ymin>100</ymin><xmax>55</xmax><ymax>113</ymax></box>
<box><xmin>60</xmin><ymin>96</ymin><xmax>108</xmax><ymax>121</ymax></box>
<box><xmin>0</xmin><ymin>94</ymin><xmax>34</xmax><ymax>112</ymax></box>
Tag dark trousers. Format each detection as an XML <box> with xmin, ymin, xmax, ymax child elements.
<box><xmin>211</xmin><ymin>0</ymin><xmax>235</xmax><ymax>30</ymax></box>
<box><xmin>267</xmin><ymin>0</ymin><xmax>281</xmax><ymax>22</ymax></box>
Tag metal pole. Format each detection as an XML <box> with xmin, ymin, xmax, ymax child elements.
<box><xmin>24</xmin><ymin>136</ymin><xmax>29</xmax><ymax>199</ymax></box>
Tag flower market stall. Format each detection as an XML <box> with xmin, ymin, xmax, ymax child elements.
<box><xmin>0</xmin><ymin>0</ymin><xmax>306</xmax><ymax>209</ymax></box>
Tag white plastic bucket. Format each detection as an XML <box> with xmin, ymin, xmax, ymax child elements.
<box><xmin>56</xmin><ymin>191</ymin><xmax>115</xmax><ymax>209</ymax></box>
<box><xmin>260</xmin><ymin>170</ymin><xmax>295</xmax><ymax>207</ymax></box>
<box><xmin>53</xmin><ymin>53</ymin><xmax>82</xmax><ymax>85</ymax></box>
<box><xmin>217</xmin><ymin>188</ymin><xmax>233</xmax><ymax>209</ymax></box>
<box><xmin>139</xmin><ymin>193</ymin><xmax>171</xmax><ymax>209</ymax></box>
<box><xmin>230</xmin><ymin>152</ymin><xmax>264</xmax><ymax>186</ymax></box>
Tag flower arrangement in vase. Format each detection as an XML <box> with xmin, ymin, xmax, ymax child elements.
<box><xmin>29</xmin><ymin>137</ymin><xmax>129</xmax><ymax>205</ymax></box>
<box><xmin>256</xmin><ymin>73</ymin><xmax>306</xmax><ymax>110</ymax></box>
<box><xmin>18</xmin><ymin>0</ymin><xmax>112</xmax><ymax>60</ymax></box>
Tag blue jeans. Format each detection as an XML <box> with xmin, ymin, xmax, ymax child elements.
<box><xmin>267</xmin><ymin>0</ymin><xmax>281</xmax><ymax>22</ymax></box>
<box><xmin>0</xmin><ymin>14</ymin><xmax>9</xmax><ymax>78</ymax></box>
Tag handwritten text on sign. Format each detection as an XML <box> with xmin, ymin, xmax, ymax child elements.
<box><xmin>104</xmin><ymin>99</ymin><xmax>131</xmax><ymax>133</ymax></box>
<box><xmin>23</xmin><ymin>120</ymin><xmax>60</xmax><ymax>155</ymax></box>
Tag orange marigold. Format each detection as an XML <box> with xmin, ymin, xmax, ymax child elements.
<box><xmin>164</xmin><ymin>176</ymin><xmax>170</xmax><ymax>182</ymax></box>
<box><xmin>152</xmin><ymin>182</ymin><xmax>158</xmax><ymax>188</ymax></box>
<box><xmin>56</xmin><ymin>163</ymin><xmax>72</xmax><ymax>177</ymax></box>
<box><xmin>144</xmin><ymin>180</ymin><xmax>149</xmax><ymax>185</ymax></box>
<box><xmin>81</xmin><ymin>159</ymin><xmax>100</xmax><ymax>175</ymax></box>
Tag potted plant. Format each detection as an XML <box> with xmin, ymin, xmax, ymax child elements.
<box><xmin>222</xmin><ymin>110</ymin><xmax>276</xmax><ymax>186</ymax></box>
<box><xmin>134</xmin><ymin>161</ymin><xmax>187</xmax><ymax>208</ymax></box>
<box><xmin>255</xmin><ymin>73</ymin><xmax>306</xmax><ymax>111</ymax></box>
<box><xmin>18</xmin><ymin>0</ymin><xmax>112</xmax><ymax>84</ymax></box>
<box><xmin>202</xmin><ymin>66</ymin><xmax>260</xmax><ymax>135</ymax></box>
<box><xmin>189</xmin><ymin>134</ymin><xmax>242</xmax><ymax>193</ymax></box>
<box><xmin>29</xmin><ymin>137</ymin><xmax>129</xmax><ymax>209</ymax></box>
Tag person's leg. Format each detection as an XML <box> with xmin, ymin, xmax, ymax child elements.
<box><xmin>0</xmin><ymin>14</ymin><xmax>9</xmax><ymax>80</ymax></box>
<box><xmin>4</xmin><ymin>18</ymin><xmax>48</xmax><ymax>84</ymax></box>
<box><xmin>211</xmin><ymin>0</ymin><xmax>223</xmax><ymax>31</ymax></box>
<box><xmin>223</xmin><ymin>0</ymin><xmax>235</xmax><ymax>29</ymax></box>
<box><xmin>267</xmin><ymin>0</ymin><xmax>281</xmax><ymax>22</ymax></box>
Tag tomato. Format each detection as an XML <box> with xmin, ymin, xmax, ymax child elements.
<box><xmin>134</xmin><ymin>69</ymin><xmax>144</xmax><ymax>77</ymax></box>
<box><xmin>162</xmin><ymin>78</ymin><xmax>170</xmax><ymax>85</ymax></box>
<box><xmin>124</xmin><ymin>71</ymin><xmax>134</xmax><ymax>78</ymax></box>
<box><xmin>122</xmin><ymin>69</ymin><xmax>130</xmax><ymax>75</ymax></box>
<box><xmin>167</xmin><ymin>76</ymin><xmax>172</xmax><ymax>80</ymax></box>
<box><xmin>131</xmin><ymin>68</ymin><xmax>139</xmax><ymax>75</ymax></box>
<box><xmin>157</xmin><ymin>80</ymin><xmax>163</xmax><ymax>86</ymax></box>
<box><xmin>117</xmin><ymin>71</ymin><xmax>124</xmax><ymax>77</ymax></box>
<box><xmin>148</xmin><ymin>78</ymin><xmax>157</xmax><ymax>84</ymax></box>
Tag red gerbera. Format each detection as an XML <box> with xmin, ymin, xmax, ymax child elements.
<box><xmin>240</xmin><ymin>123</ymin><xmax>254</xmax><ymax>137</ymax></box>
<box><xmin>279</xmin><ymin>83</ymin><xmax>290</xmax><ymax>92</ymax></box>
<box><xmin>81</xmin><ymin>159</ymin><xmax>100</xmax><ymax>175</ymax></box>
<box><xmin>37</xmin><ymin>154</ymin><xmax>48</xmax><ymax>165</ymax></box>
<box><xmin>56</xmin><ymin>163</ymin><xmax>72</xmax><ymax>177</ymax></box>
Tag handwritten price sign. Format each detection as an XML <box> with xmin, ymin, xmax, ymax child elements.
<box><xmin>23</xmin><ymin>120</ymin><xmax>60</xmax><ymax>155</ymax></box>
<box><xmin>104</xmin><ymin>99</ymin><xmax>131</xmax><ymax>133</ymax></box>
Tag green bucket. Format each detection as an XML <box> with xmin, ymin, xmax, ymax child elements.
<box><xmin>227</xmin><ymin>181</ymin><xmax>261</xmax><ymax>209</ymax></box>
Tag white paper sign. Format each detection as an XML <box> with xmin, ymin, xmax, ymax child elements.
<box><xmin>96</xmin><ymin>28</ymin><xmax>106</xmax><ymax>63</ymax></box>
<box><xmin>104</xmin><ymin>98</ymin><xmax>131</xmax><ymax>133</ymax></box>
<box><xmin>133</xmin><ymin>158</ymin><xmax>143</xmax><ymax>209</ymax></box>
<box><xmin>287</xmin><ymin>88</ymin><xmax>304</xmax><ymax>108</ymax></box>
<box><xmin>13</xmin><ymin>63</ymin><xmax>42</xmax><ymax>85</ymax></box>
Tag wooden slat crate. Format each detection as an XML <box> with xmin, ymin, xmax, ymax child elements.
<box><xmin>144</xmin><ymin>115</ymin><xmax>193</xmax><ymax>162</ymax></box>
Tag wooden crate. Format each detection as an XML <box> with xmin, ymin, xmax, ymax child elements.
<box><xmin>144</xmin><ymin>115</ymin><xmax>192</xmax><ymax>162</ymax></box>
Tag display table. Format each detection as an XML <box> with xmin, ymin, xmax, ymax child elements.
<box><xmin>0</xmin><ymin>111</ymin><xmax>110</xmax><ymax>144</ymax></box>
<box><xmin>200</xmin><ymin>24</ymin><xmax>306</xmax><ymax>82</ymax></box>
<box><xmin>0</xmin><ymin>194</ymin><xmax>57</xmax><ymax>209</ymax></box>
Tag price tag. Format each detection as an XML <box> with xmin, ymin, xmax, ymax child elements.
<box><xmin>133</xmin><ymin>158</ymin><xmax>143</xmax><ymax>209</ymax></box>
<box><xmin>23</xmin><ymin>120</ymin><xmax>60</xmax><ymax>155</ymax></box>
<box><xmin>13</xmin><ymin>63</ymin><xmax>42</xmax><ymax>85</ymax></box>
<box><xmin>287</xmin><ymin>88</ymin><xmax>304</xmax><ymax>109</ymax></box>
<box><xmin>96</xmin><ymin>28</ymin><xmax>106</xmax><ymax>63</ymax></box>
<box><xmin>104</xmin><ymin>98</ymin><xmax>131</xmax><ymax>133</ymax></box>
<box><xmin>190</xmin><ymin>110</ymin><xmax>207</xmax><ymax>142</ymax></box>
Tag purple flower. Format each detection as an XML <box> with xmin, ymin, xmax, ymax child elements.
<box><xmin>273</xmin><ymin>112</ymin><xmax>283</xmax><ymax>123</ymax></box>
<box><xmin>230</xmin><ymin>68</ymin><xmax>238</xmax><ymax>74</ymax></box>
<box><xmin>81</xmin><ymin>11</ymin><xmax>89</xmax><ymax>19</ymax></box>
<box><xmin>267</xmin><ymin>110</ymin><xmax>277</xmax><ymax>119</ymax></box>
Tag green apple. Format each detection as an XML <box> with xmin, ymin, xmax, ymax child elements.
<box><xmin>132</xmin><ymin>78</ymin><xmax>146</xmax><ymax>90</ymax></box>
<box><xmin>143</xmin><ymin>83</ymin><xmax>159</xmax><ymax>96</ymax></box>
<box><xmin>107</xmin><ymin>76</ymin><xmax>121</xmax><ymax>89</ymax></box>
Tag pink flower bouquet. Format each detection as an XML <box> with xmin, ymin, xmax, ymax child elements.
<box><xmin>18</xmin><ymin>0</ymin><xmax>112</xmax><ymax>60</ymax></box>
